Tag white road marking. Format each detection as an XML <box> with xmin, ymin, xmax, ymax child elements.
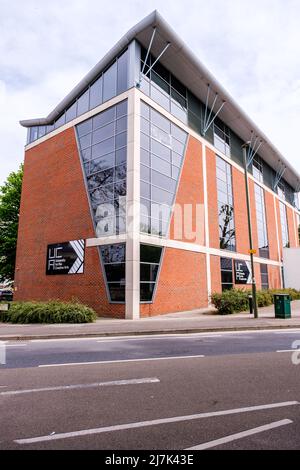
<box><xmin>185</xmin><ymin>419</ymin><xmax>293</xmax><ymax>450</ymax></box>
<box><xmin>26</xmin><ymin>329</ymin><xmax>300</xmax><ymax>345</ymax></box>
<box><xmin>274</xmin><ymin>330</ymin><xmax>300</xmax><ymax>334</ymax></box>
<box><xmin>38</xmin><ymin>355</ymin><xmax>205</xmax><ymax>368</ymax></box>
<box><xmin>277</xmin><ymin>350</ymin><xmax>299</xmax><ymax>353</ymax></box>
<box><xmin>14</xmin><ymin>401</ymin><xmax>298</xmax><ymax>445</ymax></box>
<box><xmin>95</xmin><ymin>335</ymin><xmax>223</xmax><ymax>344</ymax></box>
<box><xmin>5</xmin><ymin>344</ymin><xmax>27</xmax><ymax>348</ymax></box>
<box><xmin>0</xmin><ymin>386</ymin><xmax>7</xmax><ymax>389</ymax></box>
<box><xmin>0</xmin><ymin>378</ymin><xmax>160</xmax><ymax>396</ymax></box>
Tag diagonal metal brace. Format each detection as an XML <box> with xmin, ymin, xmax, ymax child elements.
<box><xmin>273</xmin><ymin>162</ymin><xmax>286</xmax><ymax>191</ymax></box>
<box><xmin>246</xmin><ymin>131</ymin><xmax>263</xmax><ymax>168</ymax></box>
<box><xmin>202</xmin><ymin>84</ymin><xmax>226</xmax><ymax>136</ymax></box>
<box><xmin>138</xmin><ymin>27</ymin><xmax>171</xmax><ymax>87</ymax></box>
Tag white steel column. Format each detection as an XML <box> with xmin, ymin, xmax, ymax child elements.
<box><xmin>202</xmin><ymin>144</ymin><xmax>211</xmax><ymax>304</ymax></box>
<box><xmin>126</xmin><ymin>89</ymin><xmax>141</xmax><ymax>319</ymax></box>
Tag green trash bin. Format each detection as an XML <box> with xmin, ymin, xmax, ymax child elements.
<box><xmin>274</xmin><ymin>294</ymin><xmax>291</xmax><ymax>319</ymax></box>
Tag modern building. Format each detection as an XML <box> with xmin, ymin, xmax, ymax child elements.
<box><xmin>15</xmin><ymin>11</ymin><xmax>300</xmax><ymax>318</ymax></box>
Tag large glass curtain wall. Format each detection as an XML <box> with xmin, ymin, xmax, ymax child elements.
<box><xmin>140</xmin><ymin>101</ymin><xmax>188</xmax><ymax>237</ymax></box>
<box><xmin>216</xmin><ymin>156</ymin><xmax>236</xmax><ymax>251</ymax></box>
<box><xmin>254</xmin><ymin>184</ymin><xmax>269</xmax><ymax>258</ymax></box>
<box><xmin>76</xmin><ymin>100</ymin><xmax>127</xmax><ymax>237</ymax></box>
<box><xmin>27</xmin><ymin>50</ymin><xmax>129</xmax><ymax>144</ymax></box>
<box><xmin>279</xmin><ymin>202</ymin><xmax>289</xmax><ymax>248</ymax></box>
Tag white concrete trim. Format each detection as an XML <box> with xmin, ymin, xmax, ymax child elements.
<box><xmin>125</xmin><ymin>89</ymin><xmax>141</xmax><ymax>319</ymax></box>
<box><xmin>86</xmin><ymin>235</ymin><xmax>127</xmax><ymax>247</ymax></box>
<box><xmin>25</xmin><ymin>90</ymin><xmax>132</xmax><ymax>151</ymax></box>
<box><xmin>139</xmin><ymin>233</ymin><xmax>283</xmax><ymax>267</ymax></box>
<box><xmin>273</xmin><ymin>194</ymin><xmax>283</xmax><ymax>287</ymax></box>
<box><xmin>292</xmin><ymin>210</ymin><xmax>298</xmax><ymax>247</ymax></box>
<box><xmin>202</xmin><ymin>144</ymin><xmax>211</xmax><ymax>303</ymax></box>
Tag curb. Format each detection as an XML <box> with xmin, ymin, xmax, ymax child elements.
<box><xmin>1</xmin><ymin>323</ymin><xmax>300</xmax><ymax>341</ymax></box>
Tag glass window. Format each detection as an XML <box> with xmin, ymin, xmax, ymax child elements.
<box><xmin>100</xmin><ymin>244</ymin><xmax>125</xmax><ymax>303</ymax></box>
<box><xmin>38</xmin><ymin>126</ymin><xmax>46</xmax><ymax>138</ymax></box>
<box><xmin>117</xmin><ymin>50</ymin><xmax>128</xmax><ymax>95</ymax></box>
<box><xmin>252</xmin><ymin>156</ymin><xmax>263</xmax><ymax>183</ymax></box>
<box><xmin>140</xmin><ymin>244</ymin><xmax>163</xmax><ymax>302</ymax></box>
<box><xmin>140</xmin><ymin>102</ymin><xmax>187</xmax><ymax>237</ymax></box>
<box><xmin>217</xmin><ymin>156</ymin><xmax>236</xmax><ymax>251</ymax></box>
<box><xmin>92</xmin><ymin>137</ymin><xmax>114</xmax><ymax>159</ymax></box>
<box><xmin>66</xmin><ymin>102</ymin><xmax>77</xmax><ymax>123</ymax></box>
<box><xmin>92</xmin><ymin>122</ymin><xmax>115</xmax><ymax>145</ymax></box>
<box><xmin>220</xmin><ymin>257</ymin><xmax>233</xmax><ymax>291</ymax></box>
<box><xmin>278</xmin><ymin>182</ymin><xmax>286</xmax><ymax>201</ymax></box>
<box><xmin>117</xmin><ymin>100</ymin><xmax>128</xmax><ymax>118</ymax></box>
<box><xmin>103</xmin><ymin>61</ymin><xmax>117</xmax><ymax>102</ymax></box>
<box><xmin>77</xmin><ymin>89</ymin><xmax>89</xmax><ymax>116</ymax></box>
<box><xmin>260</xmin><ymin>264</ymin><xmax>269</xmax><ymax>290</ymax></box>
<box><xmin>279</xmin><ymin>202</ymin><xmax>289</xmax><ymax>248</ymax></box>
<box><xmin>77</xmin><ymin>119</ymin><xmax>92</xmax><ymax>137</ymax></box>
<box><xmin>90</xmin><ymin>76</ymin><xmax>103</xmax><ymax>110</ymax></box>
<box><xmin>214</xmin><ymin>123</ymin><xmax>230</xmax><ymax>156</ymax></box>
<box><xmin>255</xmin><ymin>184</ymin><xmax>269</xmax><ymax>258</ymax></box>
<box><xmin>76</xmin><ymin>101</ymin><xmax>127</xmax><ymax>236</ymax></box>
<box><xmin>54</xmin><ymin>113</ymin><xmax>66</xmax><ymax>129</ymax></box>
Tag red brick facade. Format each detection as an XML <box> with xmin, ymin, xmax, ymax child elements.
<box><xmin>14</xmin><ymin>127</ymin><xmax>125</xmax><ymax>318</ymax></box>
<box><xmin>15</xmin><ymin>121</ymin><xmax>297</xmax><ymax>317</ymax></box>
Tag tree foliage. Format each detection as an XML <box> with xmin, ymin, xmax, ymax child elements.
<box><xmin>0</xmin><ymin>165</ymin><xmax>23</xmax><ymax>282</ymax></box>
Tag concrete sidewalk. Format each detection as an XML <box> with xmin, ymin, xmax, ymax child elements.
<box><xmin>0</xmin><ymin>301</ymin><xmax>300</xmax><ymax>341</ymax></box>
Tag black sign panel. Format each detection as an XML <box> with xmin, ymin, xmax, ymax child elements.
<box><xmin>234</xmin><ymin>260</ymin><xmax>252</xmax><ymax>284</ymax></box>
<box><xmin>46</xmin><ymin>240</ymin><xmax>85</xmax><ymax>275</ymax></box>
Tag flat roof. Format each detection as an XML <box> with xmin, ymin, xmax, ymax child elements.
<box><xmin>20</xmin><ymin>10</ymin><xmax>300</xmax><ymax>190</ymax></box>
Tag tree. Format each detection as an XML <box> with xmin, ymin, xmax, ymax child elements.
<box><xmin>0</xmin><ymin>165</ymin><xmax>23</xmax><ymax>282</ymax></box>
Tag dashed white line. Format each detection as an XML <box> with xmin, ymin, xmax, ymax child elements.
<box><xmin>38</xmin><ymin>354</ymin><xmax>205</xmax><ymax>368</ymax></box>
<box><xmin>0</xmin><ymin>377</ymin><xmax>160</xmax><ymax>396</ymax></box>
<box><xmin>185</xmin><ymin>419</ymin><xmax>293</xmax><ymax>450</ymax></box>
<box><xmin>14</xmin><ymin>401</ymin><xmax>298</xmax><ymax>445</ymax></box>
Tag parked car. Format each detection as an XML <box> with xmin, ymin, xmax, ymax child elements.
<box><xmin>0</xmin><ymin>289</ymin><xmax>13</xmax><ymax>301</ymax></box>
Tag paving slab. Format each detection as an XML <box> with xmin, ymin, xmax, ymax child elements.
<box><xmin>0</xmin><ymin>301</ymin><xmax>300</xmax><ymax>341</ymax></box>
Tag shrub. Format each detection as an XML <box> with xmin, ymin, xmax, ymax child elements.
<box><xmin>2</xmin><ymin>300</ymin><xmax>97</xmax><ymax>324</ymax></box>
<box><xmin>211</xmin><ymin>288</ymin><xmax>300</xmax><ymax>315</ymax></box>
<box><xmin>211</xmin><ymin>289</ymin><xmax>249</xmax><ymax>315</ymax></box>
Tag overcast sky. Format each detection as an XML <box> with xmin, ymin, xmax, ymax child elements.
<box><xmin>1</xmin><ymin>0</ymin><xmax>300</xmax><ymax>186</ymax></box>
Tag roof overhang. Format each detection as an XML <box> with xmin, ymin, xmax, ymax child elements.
<box><xmin>20</xmin><ymin>10</ymin><xmax>300</xmax><ymax>190</ymax></box>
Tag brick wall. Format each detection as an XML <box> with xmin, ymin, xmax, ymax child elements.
<box><xmin>265</xmin><ymin>191</ymin><xmax>280</xmax><ymax>261</ymax></box>
<box><xmin>169</xmin><ymin>135</ymin><xmax>204</xmax><ymax>243</ymax></box>
<box><xmin>140</xmin><ymin>248</ymin><xmax>208</xmax><ymax>317</ymax></box>
<box><xmin>14</xmin><ymin>127</ymin><xmax>125</xmax><ymax>318</ymax></box>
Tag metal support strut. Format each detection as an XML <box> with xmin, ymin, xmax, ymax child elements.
<box><xmin>246</xmin><ymin>131</ymin><xmax>263</xmax><ymax>168</ymax></box>
<box><xmin>273</xmin><ymin>161</ymin><xmax>286</xmax><ymax>192</ymax></box>
<box><xmin>138</xmin><ymin>27</ymin><xmax>171</xmax><ymax>88</ymax></box>
<box><xmin>202</xmin><ymin>84</ymin><xmax>226</xmax><ymax>136</ymax></box>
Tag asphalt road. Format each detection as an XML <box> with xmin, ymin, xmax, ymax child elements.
<box><xmin>1</xmin><ymin>329</ymin><xmax>300</xmax><ymax>450</ymax></box>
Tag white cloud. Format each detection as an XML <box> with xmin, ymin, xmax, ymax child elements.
<box><xmin>1</xmin><ymin>0</ymin><xmax>300</xmax><ymax>187</ymax></box>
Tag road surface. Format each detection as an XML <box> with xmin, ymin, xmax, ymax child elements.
<box><xmin>1</xmin><ymin>329</ymin><xmax>300</xmax><ymax>450</ymax></box>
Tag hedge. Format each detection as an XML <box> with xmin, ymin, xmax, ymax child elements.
<box><xmin>211</xmin><ymin>288</ymin><xmax>300</xmax><ymax>315</ymax></box>
<box><xmin>0</xmin><ymin>300</ymin><xmax>97</xmax><ymax>324</ymax></box>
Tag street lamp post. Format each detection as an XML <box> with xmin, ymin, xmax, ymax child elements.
<box><xmin>242</xmin><ymin>143</ymin><xmax>258</xmax><ymax>318</ymax></box>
